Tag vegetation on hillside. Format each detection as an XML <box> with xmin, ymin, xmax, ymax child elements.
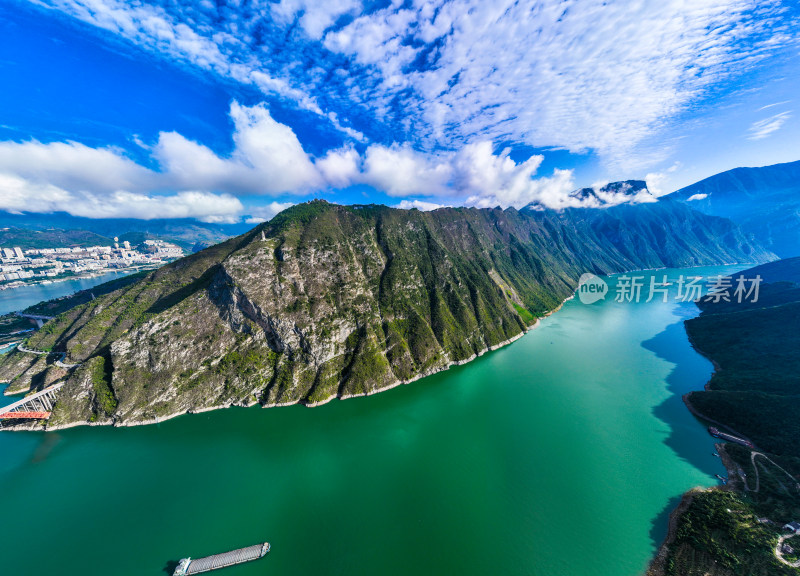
<box><xmin>666</xmin><ymin>490</ymin><xmax>795</xmax><ymax>576</ymax></box>
<box><xmin>0</xmin><ymin>201</ymin><xmax>772</xmax><ymax>427</ymax></box>
<box><xmin>658</xmin><ymin>257</ymin><xmax>800</xmax><ymax>575</ymax></box>
<box><xmin>0</xmin><ymin>227</ymin><xmax>113</xmax><ymax>250</ymax></box>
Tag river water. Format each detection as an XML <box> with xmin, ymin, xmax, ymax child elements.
<box><xmin>0</xmin><ymin>266</ymin><xmax>733</xmax><ymax>576</ymax></box>
<box><xmin>0</xmin><ymin>271</ymin><xmax>139</xmax><ymax>316</ymax></box>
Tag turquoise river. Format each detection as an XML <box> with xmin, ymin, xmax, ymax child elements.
<box><xmin>0</xmin><ymin>266</ymin><xmax>734</xmax><ymax>575</ymax></box>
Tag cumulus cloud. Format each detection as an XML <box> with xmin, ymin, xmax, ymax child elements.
<box><xmin>466</xmin><ymin>169</ymin><xmax>578</xmax><ymax>210</ymax></box>
<box><xmin>0</xmin><ymin>172</ymin><xmax>243</xmax><ymax>222</ymax></box>
<box><xmin>748</xmin><ymin>111</ymin><xmax>792</xmax><ymax>140</ymax></box>
<box><xmin>0</xmin><ymin>139</ymin><xmax>154</xmax><ymax>193</ymax></box>
<box><xmin>687</xmin><ymin>193</ymin><xmax>709</xmax><ymax>201</ymax></box>
<box><xmin>321</xmin><ymin>141</ymin><xmax>585</xmax><ymax>209</ymax></box>
<box><xmin>244</xmin><ymin>201</ymin><xmax>295</xmax><ymax>224</ymax></box>
<box><xmin>0</xmin><ymin>102</ymin><xmax>315</xmax><ymax>222</ymax></box>
<box><xmin>360</xmin><ymin>145</ymin><xmax>452</xmax><ymax>196</ymax></box>
<box><xmin>316</xmin><ymin>141</ymin><xmax>576</xmax><ymax>209</ymax></box>
<box><xmin>0</xmin><ymin>100</ymin><xmax>669</xmax><ymax>219</ymax></box>
<box><xmin>154</xmin><ymin>102</ymin><xmax>322</xmax><ymax>194</ymax></box>
<box><xmin>645</xmin><ymin>162</ymin><xmax>681</xmax><ymax>196</ymax></box>
<box><xmin>0</xmin><ymin>102</ymin><xmax>321</xmax><ymax>201</ymax></box>
<box><xmin>395</xmin><ymin>200</ymin><xmax>448</xmax><ymax>211</ymax></box>
<box><xmin>315</xmin><ymin>147</ymin><xmax>361</xmax><ymax>188</ymax></box>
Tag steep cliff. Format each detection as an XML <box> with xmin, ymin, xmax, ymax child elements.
<box><xmin>0</xmin><ymin>200</ymin><xmax>774</xmax><ymax>428</ymax></box>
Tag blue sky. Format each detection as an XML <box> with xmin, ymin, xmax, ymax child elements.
<box><xmin>0</xmin><ymin>0</ymin><xmax>798</xmax><ymax>223</ymax></box>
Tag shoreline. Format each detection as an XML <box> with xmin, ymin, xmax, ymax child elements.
<box><xmin>5</xmin><ymin>293</ymin><xmax>574</xmax><ymax>432</ymax></box>
<box><xmin>2</xmin><ymin>262</ymin><xmax>752</xmax><ymax>431</ymax></box>
<box><xmin>0</xmin><ymin>267</ymin><xmax>151</xmax><ymax>293</ymax></box>
<box><xmin>646</xmin><ymin>488</ymin><xmax>703</xmax><ymax>576</ymax></box>
<box><xmin>305</xmin><ymin>295</ymin><xmax>573</xmax><ymax>407</ymax></box>
<box><xmin>681</xmin><ymin>393</ymin><xmax>757</xmax><ymax>448</ymax></box>
<box><xmin>646</xmin><ymin>296</ymin><xmax>748</xmax><ymax>575</ymax></box>
<box><xmin>4</xmin><ymin>260</ymin><xmax>747</xmax><ymax>433</ymax></box>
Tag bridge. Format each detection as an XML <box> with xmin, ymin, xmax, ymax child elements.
<box><xmin>0</xmin><ymin>383</ymin><xmax>64</xmax><ymax>421</ymax></box>
<box><xmin>16</xmin><ymin>313</ymin><xmax>55</xmax><ymax>329</ymax></box>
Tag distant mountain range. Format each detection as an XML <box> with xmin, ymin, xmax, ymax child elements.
<box><xmin>0</xmin><ymin>211</ymin><xmax>252</xmax><ymax>252</ymax></box>
<box><xmin>0</xmin><ymin>199</ymin><xmax>772</xmax><ymax>429</ymax></box>
<box><xmin>667</xmin><ymin>160</ymin><xmax>800</xmax><ymax>258</ymax></box>
<box><xmin>4</xmin><ymin>158</ymin><xmax>798</xmax><ymax>259</ymax></box>
<box><xmin>0</xmin><ymin>227</ymin><xmax>114</xmax><ymax>250</ymax></box>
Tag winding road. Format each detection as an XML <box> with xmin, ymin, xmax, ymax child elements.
<box><xmin>775</xmin><ymin>533</ymin><xmax>800</xmax><ymax>568</ymax></box>
<box><xmin>16</xmin><ymin>345</ymin><xmax>81</xmax><ymax>369</ymax></box>
<box><xmin>739</xmin><ymin>451</ymin><xmax>800</xmax><ymax>494</ymax></box>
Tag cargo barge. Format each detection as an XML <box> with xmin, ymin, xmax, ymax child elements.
<box><xmin>708</xmin><ymin>426</ymin><xmax>754</xmax><ymax>448</ymax></box>
<box><xmin>173</xmin><ymin>542</ymin><xmax>270</xmax><ymax>575</ymax></box>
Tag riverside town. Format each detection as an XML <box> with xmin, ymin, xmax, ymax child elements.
<box><xmin>0</xmin><ymin>239</ymin><xmax>183</xmax><ymax>289</ymax></box>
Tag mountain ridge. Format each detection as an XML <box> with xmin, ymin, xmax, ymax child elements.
<box><xmin>0</xmin><ymin>200</ymin><xmax>775</xmax><ymax>429</ymax></box>
<box><xmin>667</xmin><ymin>159</ymin><xmax>800</xmax><ymax>257</ymax></box>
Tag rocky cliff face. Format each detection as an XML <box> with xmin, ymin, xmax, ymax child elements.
<box><xmin>0</xmin><ymin>200</ymin><xmax>775</xmax><ymax>428</ymax></box>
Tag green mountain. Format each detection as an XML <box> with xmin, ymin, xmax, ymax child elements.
<box><xmin>0</xmin><ymin>227</ymin><xmax>114</xmax><ymax>250</ymax></box>
<box><xmin>0</xmin><ymin>199</ymin><xmax>774</xmax><ymax>429</ymax></box>
<box><xmin>667</xmin><ymin>160</ymin><xmax>800</xmax><ymax>258</ymax></box>
<box><xmin>650</xmin><ymin>257</ymin><xmax>800</xmax><ymax>576</ymax></box>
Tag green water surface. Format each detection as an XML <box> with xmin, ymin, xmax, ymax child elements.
<box><xmin>0</xmin><ymin>267</ymin><xmax>733</xmax><ymax>575</ymax></box>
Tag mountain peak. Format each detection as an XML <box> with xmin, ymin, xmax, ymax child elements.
<box><xmin>525</xmin><ymin>180</ymin><xmax>654</xmax><ymax>211</ymax></box>
<box><xmin>571</xmin><ymin>180</ymin><xmax>652</xmax><ymax>206</ymax></box>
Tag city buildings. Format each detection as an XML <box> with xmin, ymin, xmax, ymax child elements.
<box><xmin>0</xmin><ymin>240</ymin><xmax>184</xmax><ymax>287</ymax></box>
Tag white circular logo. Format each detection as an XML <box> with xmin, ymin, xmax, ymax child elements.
<box><xmin>577</xmin><ymin>273</ymin><xmax>608</xmax><ymax>304</ymax></box>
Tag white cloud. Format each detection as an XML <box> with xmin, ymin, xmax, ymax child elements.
<box><xmin>395</xmin><ymin>200</ymin><xmax>447</xmax><ymax>211</ymax></box>
<box><xmin>0</xmin><ymin>102</ymin><xmax>316</xmax><ymax>221</ymax></box>
<box><xmin>360</xmin><ymin>144</ymin><xmax>452</xmax><ymax>196</ymax></box>
<box><xmin>38</xmin><ymin>0</ymin><xmax>796</xmax><ymax>170</ymax></box>
<box><xmin>592</xmin><ymin>182</ymin><xmax>657</xmax><ymax>206</ymax></box>
<box><xmin>687</xmin><ymin>193</ymin><xmax>709</xmax><ymax>201</ymax></box>
<box><xmin>452</xmin><ymin>143</ymin><xmax>547</xmax><ymax>207</ymax></box>
<box><xmin>244</xmin><ymin>202</ymin><xmax>295</xmax><ymax>224</ymax></box>
<box><xmin>271</xmin><ymin>0</ymin><xmax>362</xmax><ymax>39</ymax></box>
<box><xmin>39</xmin><ymin>0</ymin><xmax>364</xmax><ymax>139</ymax></box>
<box><xmin>0</xmin><ymin>172</ymin><xmax>244</xmax><ymax>222</ymax></box>
<box><xmin>317</xmin><ymin>141</ymin><xmax>585</xmax><ymax>209</ymax></box>
<box><xmin>757</xmin><ymin>100</ymin><xmax>792</xmax><ymax>112</ymax></box>
<box><xmin>315</xmin><ymin>147</ymin><xmax>361</xmax><ymax>188</ymax></box>
<box><xmin>320</xmin><ymin>0</ymin><xmax>794</xmax><ymax>166</ymax></box>
<box><xmin>0</xmin><ymin>139</ymin><xmax>154</xmax><ymax>193</ymax></box>
<box><xmin>748</xmin><ymin>111</ymin><xmax>792</xmax><ymax>140</ymax></box>
<box><xmin>0</xmin><ymin>100</ymin><xmax>670</xmax><ymax>218</ymax></box>
<box><xmin>466</xmin><ymin>168</ymin><xmax>578</xmax><ymax>210</ymax></box>
<box><xmin>0</xmin><ymin>101</ymin><xmax>320</xmax><ymax>196</ymax></box>
<box><xmin>154</xmin><ymin>102</ymin><xmax>322</xmax><ymax>194</ymax></box>
<box><xmin>645</xmin><ymin>162</ymin><xmax>681</xmax><ymax>196</ymax></box>
<box><xmin>86</xmin><ymin>190</ymin><xmax>244</xmax><ymax>222</ymax></box>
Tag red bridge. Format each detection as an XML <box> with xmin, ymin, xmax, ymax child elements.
<box><xmin>0</xmin><ymin>410</ymin><xmax>51</xmax><ymax>419</ymax></box>
<box><xmin>0</xmin><ymin>383</ymin><xmax>63</xmax><ymax>425</ymax></box>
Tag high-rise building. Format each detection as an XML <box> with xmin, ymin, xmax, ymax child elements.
<box><xmin>13</xmin><ymin>247</ymin><xmax>24</xmax><ymax>258</ymax></box>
